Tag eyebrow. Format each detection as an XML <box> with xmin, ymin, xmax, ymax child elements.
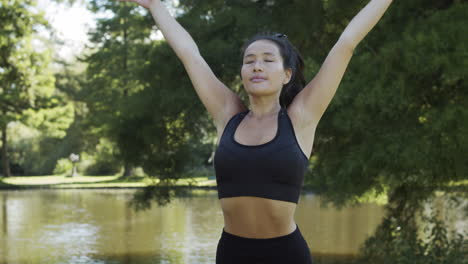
<box><xmin>244</xmin><ymin>52</ymin><xmax>276</xmax><ymax>58</ymax></box>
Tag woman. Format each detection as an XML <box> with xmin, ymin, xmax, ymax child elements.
<box><xmin>118</xmin><ymin>0</ymin><xmax>393</xmax><ymax>263</ymax></box>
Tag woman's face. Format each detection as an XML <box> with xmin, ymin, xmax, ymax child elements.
<box><xmin>241</xmin><ymin>40</ymin><xmax>292</xmax><ymax>98</ymax></box>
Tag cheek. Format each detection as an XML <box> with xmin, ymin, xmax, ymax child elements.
<box><xmin>271</xmin><ymin>65</ymin><xmax>286</xmax><ymax>79</ymax></box>
<box><xmin>241</xmin><ymin>65</ymin><xmax>246</xmax><ymax>74</ymax></box>
<box><xmin>240</xmin><ymin>72</ymin><xmax>247</xmax><ymax>87</ymax></box>
<box><xmin>240</xmin><ymin>66</ymin><xmax>249</xmax><ymax>79</ymax></box>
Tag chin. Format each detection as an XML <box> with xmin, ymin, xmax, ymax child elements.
<box><xmin>246</xmin><ymin>87</ymin><xmax>279</xmax><ymax>97</ymax></box>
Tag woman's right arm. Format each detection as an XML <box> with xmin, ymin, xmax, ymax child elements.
<box><xmin>117</xmin><ymin>0</ymin><xmax>245</xmax><ymax>130</ymax></box>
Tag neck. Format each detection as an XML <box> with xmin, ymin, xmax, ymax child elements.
<box><xmin>248</xmin><ymin>102</ymin><xmax>282</xmax><ymax>119</ymax></box>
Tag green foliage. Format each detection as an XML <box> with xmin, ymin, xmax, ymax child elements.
<box><xmin>78</xmin><ymin>0</ymin><xmax>467</xmax><ymax>207</ymax></box>
<box><xmin>7</xmin><ymin>103</ymin><xmax>79</xmax><ymax>176</ymax></box>
<box><xmin>0</xmin><ymin>0</ymin><xmax>64</xmax><ymax>176</ymax></box>
<box><xmin>82</xmin><ymin>0</ymin><xmax>214</xmax><ymax>182</ymax></box>
<box><xmin>83</xmin><ymin>138</ymin><xmax>121</xmax><ymax>176</ymax></box>
<box><xmin>21</xmin><ymin>102</ymin><xmax>75</xmax><ymax>139</ymax></box>
<box><xmin>128</xmin><ymin>180</ymin><xmax>193</xmax><ymax>210</ymax></box>
<box><xmin>308</xmin><ymin>1</ymin><xmax>468</xmax><ymax>205</ymax></box>
<box><xmin>53</xmin><ymin>158</ymin><xmax>73</xmax><ymax>175</ymax></box>
<box><xmin>354</xmin><ymin>204</ymin><xmax>467</xmax><ymax>264</ymax></box>
<box><xmin>11</xmin><ymin>0</ymin><xmax>458</xmax><ymax>210</ymax></box>
<box><xmin>7</xmin><ymin>122</ymin><xmax>60</xmax><ymax>175</ymax></box>
<box><xmin>0</xmin><ymin>0</ymin><xmax>55</xmax><ymax>120</ymax></box>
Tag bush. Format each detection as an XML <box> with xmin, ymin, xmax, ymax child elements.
<box><xmin>53</xmin><ymin>158</ymin><xmax>73</xmax><ymax>176</ymax></box>
<box><xmin>353</xmin><ymin>205</ymin><xmax>467</xmax><ymax>264</ymax></box>
<box><xmin>82</xmin><ymin>138</ymin><xmax>121</xmax><ymax>176</ymax></box>
<box><xmin>83</xmin><ymin>160</ymin><xmax>121</xmax><ymax>176</ymax></box>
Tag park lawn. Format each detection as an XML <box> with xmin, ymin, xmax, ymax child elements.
<box><xmin>448</xmin><ymin>179</ymin><xmax>468</xmax><ymax>187</ymax></box>
<box><xmin>0</xmin><ymin>175</ymin><xmax>216</xmax><ymax>189</ymax></box>
<box><xmin>3</xmin><ymin>175</ymin><xmax>120</xmax><ymax>185</ymax></box>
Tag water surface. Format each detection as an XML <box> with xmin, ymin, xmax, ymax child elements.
<box><xmin>0</xmin><ymin>189</ymin><xmax>421</xmax><ymax>263</ymax></box>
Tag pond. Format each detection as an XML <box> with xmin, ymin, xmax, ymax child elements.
<box><xmin>0</xmin><ymin>189</ymin><xmax>464</xmax><ymax>264</ymax></box>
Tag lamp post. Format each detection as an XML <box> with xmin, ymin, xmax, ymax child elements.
<box><xmin>69</xmin><ymin>153</ymin><xmax>80</xmax><ymax>177</ymax></box>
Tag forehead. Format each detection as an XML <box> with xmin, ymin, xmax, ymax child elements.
<box><xmin>244</xmin><ymin>40</ymin><xmax>281</xmax><ymax>56</ymax></box>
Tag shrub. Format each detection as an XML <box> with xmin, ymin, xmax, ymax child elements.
<box><xmin>53</xmin><ymin>158</ymin><xmax>73</xmax><ymax>176</ymax></box>
<box><xmin>354</xmin><ymin>204</ymin><xmax>467</xmax><ymax>264</ymax></box>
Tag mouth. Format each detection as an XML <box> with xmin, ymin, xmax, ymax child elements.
<box><xmin>250</xmin><ymin>77</ymin><xmax>267</xmax><ymax>83</ymax></box>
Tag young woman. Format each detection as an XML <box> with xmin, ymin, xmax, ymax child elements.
<box><xmin>117</xmin><ymin>0</ymin><xmax>393</xmax><ymax>263</ymax></box>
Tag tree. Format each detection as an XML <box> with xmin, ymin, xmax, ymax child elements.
<box><xmin>308</xmin><ymin>1</ymin><xmax>468</xmax><ymax>205</ymax></box>
<box><xmin>82</xmin><ymin>0</ymin><xmax>211</xmax><ymax>180</ymax></box>
<box><xmin>305</xmin><ymin>1</ymin><xmax>468</xmax><ymax>260</ymax></box>
<box><xmin>0</xmin><ymin>0</ymin><xmax>56</xmax><ymax>177</ymax></box>
<box><xmin>82</xmin><ymin>0</ymin><xmax>466</xmax><ymax>214</ymax></box>
<box><xmin>82</xmin><ymin>0</ymin><xmax>154</xmax><ymax>177</ymax></box>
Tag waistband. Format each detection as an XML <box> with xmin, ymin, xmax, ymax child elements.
<box><xmin>221</xmin><ymin>224</ymin><xmax>300</xmax><ymax>244</ymax></box>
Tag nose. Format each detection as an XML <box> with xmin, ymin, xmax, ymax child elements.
<box><xmin>253</xmin><ymin>60</ymin><xmax>263</xmax><ymax>72</ymax></box>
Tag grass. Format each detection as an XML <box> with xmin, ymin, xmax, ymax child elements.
<box><xmin>0</xmin><ymin>175</ymin><xmax>216</xmax><ymax>189</ymax></box>
<box><xmin>448</xmin><ymin>179</ymin><xmax>468</xmax><ymax>187</ymax></box>
<box><xmin>1</xmin><ymin>175</ymin><xmax>465</xmax><ymax>199</ymax></box>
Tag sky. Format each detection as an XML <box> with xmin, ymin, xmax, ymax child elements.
<box><xmin>36</xmin><ymin>0</ymin><xmax>97</xmax><ymax>61</ymax></box>
<box><xmin>35</xmin><ymin>0</ymin><xmax>169</xmax><ymax>62</ymax></box>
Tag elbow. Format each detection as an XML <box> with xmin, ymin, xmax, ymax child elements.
<box><xmin>338</xmin><ymin>33</ymin><xmax>358</xmax><ymax>52</ymax></box>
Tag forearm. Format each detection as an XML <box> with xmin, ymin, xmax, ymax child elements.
<box><xmin>148</xmin><ymin>1</ymin><xmax>200</xmax><ymax>58</ymax></box>
<box><xmin>340</xmin><ymin>0</ymin><xmax>393</xmax><ymax>48</ymax></box>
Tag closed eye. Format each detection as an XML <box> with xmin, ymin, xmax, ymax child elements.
<box><xmin>245</xmin><ymin>60</ymin><xmax>274</xmax><ymax>64</ymax></box>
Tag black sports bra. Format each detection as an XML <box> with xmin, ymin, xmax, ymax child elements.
<box><xmin>213</xmin><ymin>107</ymin><xmax>309</xmax><ymax>204</ymax></box>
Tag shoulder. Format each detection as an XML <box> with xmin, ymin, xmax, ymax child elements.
<box><xmin>215</xmin><ymin>102</ymin><xmax>248</xmax><ymax>136</ymax></box>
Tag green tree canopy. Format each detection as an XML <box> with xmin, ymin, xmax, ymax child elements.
<box><xmin>309</xmin><ymin>1</ymin><xmax>468</xmax><ymax>205</ymax></box>
<box><xmin>82</xmin><ymin>0</ymin><xmax>212</xmax><ymax>179</ymax></box>
<box><xmin>0</xmin><ymin>0</ymin><xmax>58</xmax><ymax>176</ymax></box>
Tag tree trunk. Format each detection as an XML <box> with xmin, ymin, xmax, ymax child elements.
<box><xmin>2</xmin><ymin>194</ymin><xmax>7</xmax><ymax>235</ymax></box>
<box><xmin>122</xmin><ymin>162</ymin><xmax>133</xmax><ymax>178</ymax></box>
<box><xmin>1</xmin><ymin>124</ymin><xmax>11</xmax><ymax>177</ymax></box>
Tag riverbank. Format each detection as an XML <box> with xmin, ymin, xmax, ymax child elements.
<box><xmin>0</xmin><ymin>175</ymin><xmax>217</xmax><ymax>190</ymax></box>
<box><xmin>1</xmin><ymin>175</ymin><xmax>465</xmax><ymax>207</ymax></box>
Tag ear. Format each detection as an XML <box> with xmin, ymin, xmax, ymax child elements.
<box><xmin>283</xmin><ymin>68</ymin><xmax>293</xmax><ymax>85</ymax></box>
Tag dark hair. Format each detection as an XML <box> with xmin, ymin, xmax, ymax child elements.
<box><xmin>240</xmin><ymin>33</ymin><xmax>306</xmax><ymax>108</ymax></box>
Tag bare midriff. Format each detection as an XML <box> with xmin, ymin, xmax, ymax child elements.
<box><xmin>219</xmin><ymin>196</ymin><xmax>297</xmax><ymax>239</ymax></box>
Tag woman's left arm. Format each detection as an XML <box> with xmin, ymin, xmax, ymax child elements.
<box><xmin>290</xmin><ymin>0</ymin><xmax>393</xmax><ymax>125</ymax></box>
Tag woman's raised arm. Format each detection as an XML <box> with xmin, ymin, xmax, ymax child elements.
<box><xmin>117</xmin><ymin>0</ymin><xmax>245</xmax><ymax>130</ymax></box>
<box><xmin>289</xmin><ymin>0</ymin><xmax>393</xmax><ymax>125</ymax></box>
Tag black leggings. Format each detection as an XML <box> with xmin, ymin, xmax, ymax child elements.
<box><xmin>216</xmin><ymin>224</ymin><xmax>313</xmax><ymax>264</ymax></box>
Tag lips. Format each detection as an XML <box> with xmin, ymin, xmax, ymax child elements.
<box><xmin>250</xmin><ymin>76</ymin><xmax>267</xmax><ymax>82</ymax></box>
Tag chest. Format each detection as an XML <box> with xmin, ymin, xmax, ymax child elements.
<box><xmin>214</xmin><ymin>117</ymin><xmax>309</xmax><ymax>186</ymax></box>
<box><xmin>233</xmin><ymin>116</ymin><xmax>278</xmax><ymax>146</ymax></box>
<box><xmin>217</xmin><ymin>109</ymin><xmax>315</xmax><ymax>159</ymax></box>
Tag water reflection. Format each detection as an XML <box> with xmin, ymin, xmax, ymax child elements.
<box><xmin>419</xmin><ymin>194</ymin><xmax>468</xmax><ymax>241</ymax></box>
<box><xmin>0</xmin><ymin>189</ymin><xmax>463</xmax><ymax>264</ymax></box>
<box><xmin>297</xmin><ymin>194</ymin><xmax>385</xmax><ymax>258</ymax></box>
